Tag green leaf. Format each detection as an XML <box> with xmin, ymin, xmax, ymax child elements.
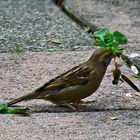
<box><xmin>113</xmin><ymin>31</ymin><xmax>127</xmax><ymax>45</ymax></box>
<box><xmin>6</xmin><ymin>108</ymin><xmax>28</xmax><ymax>114</ymax></box>
<box><xmin>14</xmin><ymin>43</ymin><xmax>23</xmax><ymax>53</ymax></box>
<box><xmin>94</xmin><ymin>27</ymin><xmax>109</xmax><ymax>41</ymax></box>
<box><xmin>0</xmin><ymin>101</ymin><xmax>28</xmax><ymax>114</ymax></box>
<box><xmin>93</xmin><ymin>27</ymin><xmax>127</xmax><ymax>53</ymax></box>
<box><xmin>133</xmin><ymin>73</ymin><xmax>140</xmax><ymax>78</ymax></box>
<box><xmin>0</xmin><ymin>102</ymin><xmax>8</xmax><ymax>110</ymax></box>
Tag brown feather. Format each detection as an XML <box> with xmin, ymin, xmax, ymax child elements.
<box><xmin>38</xmin><ymin>64</ymin><xmax>92</xmax><ymax>91</ymax></box>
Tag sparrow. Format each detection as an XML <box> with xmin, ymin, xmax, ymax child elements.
<box><xmin>7</xmin><ymin>48</ymin><xmax>114</xmax><ymax>110</ymax></box>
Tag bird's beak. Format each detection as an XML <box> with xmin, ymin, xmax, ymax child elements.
<box><xmin>112</xmin><ymin>52</ymin><xmax>120</xmax><ymax>58</ymax></box>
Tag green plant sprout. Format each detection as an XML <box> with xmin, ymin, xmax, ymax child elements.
<box><xmin>93</xmin><ymin>27</ymin><xmax>127</xmax><ymax>53</ymax></box>
<box><xmin>14</xmin><ymin>43</ymin><xmax>23</xmax><ymax>53</ymax></box>
<box><xmin>0</xmin><ymin>101</ymin><xmax>28</xmax><ymax>115</ymax></box>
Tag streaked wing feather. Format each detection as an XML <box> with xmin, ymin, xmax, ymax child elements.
<box><xmin>39</xmin><ymin>64</ymin><xmax>93</xmax><ymax>91</ymax></box>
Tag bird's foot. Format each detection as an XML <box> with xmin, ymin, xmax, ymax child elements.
<box><xmin>60</xmin><ymin>103</ymin><xmax>76</xmax><ymax>111</ymax></box>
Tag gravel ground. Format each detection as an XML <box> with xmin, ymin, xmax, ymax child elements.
<box><xmin>0</xmin><ymin>0</ymin><xmax>93</xmax><ymax>52</ymax></box>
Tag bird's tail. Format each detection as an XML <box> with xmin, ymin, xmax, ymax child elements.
<box><xmin>7</xmin><ymin>91</ymin><xmax>37</xmax><ymax>107</ymax></box>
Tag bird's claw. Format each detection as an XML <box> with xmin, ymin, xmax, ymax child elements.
<box><xmin>60</xmin><ymin>103</ymin><xmax>76</xmax><ymax>111</ymax></box>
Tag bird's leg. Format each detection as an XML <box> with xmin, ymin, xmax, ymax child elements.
<box><xmin>58</xmin><ymin>103</ymin><xmax>76</xmax><ymax>111</ymax></box>
<box><xmin>65</xmin><ymin>103</ymin><xmax>76</xmax><ymax>111</ymax></box>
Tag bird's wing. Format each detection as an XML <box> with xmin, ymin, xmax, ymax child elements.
<box><xmin>38</xmin><ymin>64</ymin><xmax>93</xmax><ymax>91</ymax></box>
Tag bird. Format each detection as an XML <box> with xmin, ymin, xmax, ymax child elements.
<box><xmin>7</xmin><ymin>48</ymin><xmax>114</xmax><ymax>110</ymax></box>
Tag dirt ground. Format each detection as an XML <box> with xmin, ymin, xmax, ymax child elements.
<box><xmin>0</xmin><ymin>51</ymin><xmax>140</xmax><ymax>140</ymax></box>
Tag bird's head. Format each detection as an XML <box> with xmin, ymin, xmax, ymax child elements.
<box><xmin>88</xmin><ymin>48</ymin><xmax>114</xmax><ymax>66</ymax></box>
